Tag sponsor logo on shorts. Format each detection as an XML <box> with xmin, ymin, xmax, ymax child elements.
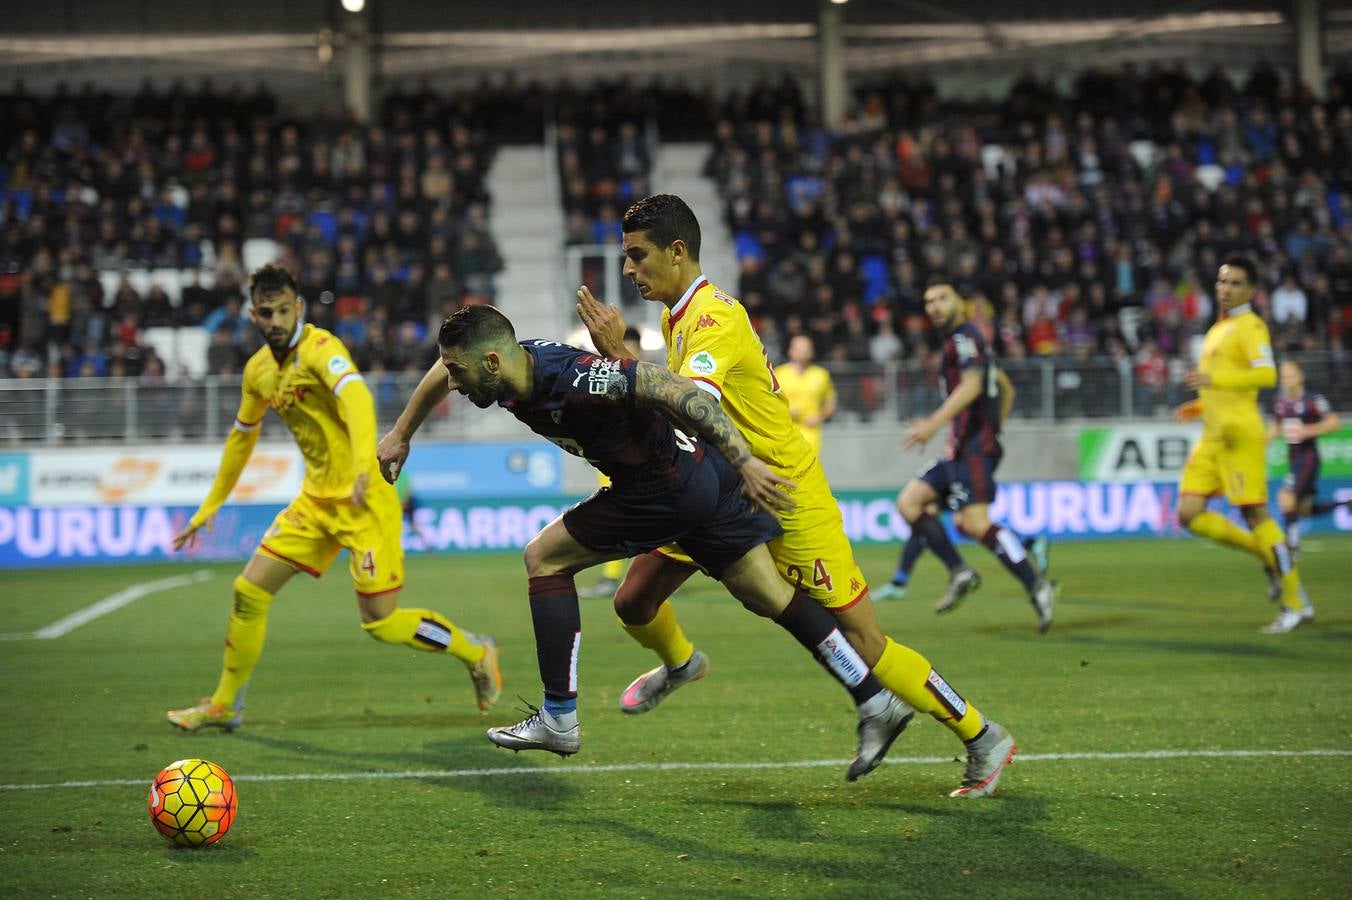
<box><xmin>926</xmin><ymin>669</ymin><xmax>968</xmax><ymax>718</ymax></box>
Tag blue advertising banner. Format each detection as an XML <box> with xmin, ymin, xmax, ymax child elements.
<box><xmin>2</xmin><ymin>480</ymin><xmax>1349</xmax><ymax>568</ymax></box>
<box><xmin>399</xmin><ymin>442</ymin><xmax>563</xmax><ymax>499</ymax></box>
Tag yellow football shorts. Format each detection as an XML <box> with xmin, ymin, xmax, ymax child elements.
<box><xmin>257</xmin><ymin>476</ymin><xmax>406</xmax><ymax>597</ymax></box>
<box><xmin>660</xmin><ymin>459</ymin><xmax>868</xmax><ymax>610</ymax></box>
<box><xmin>1178</xmin><ymin>432</ymin><xmax>1269</xmax><ymax>507</ymax></box>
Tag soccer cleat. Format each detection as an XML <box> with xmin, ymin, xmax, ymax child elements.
<box><xmin>619</xmin><ymin>650</ymin><xmax>709</xmax><ymax>715</ymax></box>
<box><xmin>487</xmin><ymin>704</ymin><xmax>580</xmax><ymax>757</ymax></box>
<box><xmin>467</xmin><ymin>637</ymin><xmax>503</xmax><ymax>712</ymax></box>
<box><xmin>847</xmin><ymin>695</ymin><xmax>915</xmax><ymax>782</ymax></box>
<box><xmin>1030</xmin><ymin>578</ymin><xmax>1057</xmax><ymax>634</ymax></box>
<box><xmin>949</xmin><ymin>721</ymin><xmax>1017</xmax><ymax>798</ymax></box>
<box><xmin>579</xmin><ymin>577</ymin><xmax>620</xmax><ymax>600</ymax></box>
<box><xmin>1262</xmin><ymin>605</ymin><xmax>1314</xmax><ymax>634</ymax></box>
<box><xmin>874</xmin><ymin>582</ymin><xmax>908</xmax><ymax>602</ymax></box>
<box><xmin>166</xmin><ymin>698</ymin><xmax>244</xmax><ymax>733</ymax></box>
<box><xmin>1028</xmin><ymin>535</ymin><xmax>1051</xmax><ymax>576</ymax></box>
<box><xmin>934</xmin><ymin>567</ymin><xmax>982</xmax><ymax>614</ymax></box>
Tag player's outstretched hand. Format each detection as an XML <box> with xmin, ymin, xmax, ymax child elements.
<box><xmin>377</xmin><ymin>429</ymin><xmax>410</xmax><ymax>484</ymax></box>
<box><xmin>902</xmin><ymin>417</ymin><xmax>937</xmax><ymax>451</ymax></box>
<box><xmin>1172</xmin><ymin>400</ymin><xmax>1203</xmax><ymax>423</ymax></box>
<box><xmin>576</xmin><ymin>285</ymin><xmax>630</xmax><ymax>358</ymax></box>
<box><xmin>173</xmin><ymin>515</ymin><xmax>213</xmax><ymax>552</ymax></box>
<box><xmin>738</xmin><ymin>457</ymin><xmax>797</xmax><ymax>518</ymax></box>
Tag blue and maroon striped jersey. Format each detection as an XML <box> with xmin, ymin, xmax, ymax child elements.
<box><xmin>1273</xmin><ymin>390</ymin><xmax>1331</xmax><ymax>458</ymax></box>
<box><xmin>503</xmin><ymin>340</ymin><xmax>704</xmax><ymax>493</ymax></box>
<box><xmin>940</xmin><ymin>322</ymin><xmax>1002</xmax><ymax>459</ymax></box>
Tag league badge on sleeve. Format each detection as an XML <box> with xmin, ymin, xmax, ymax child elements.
<box><xmin>328</xmin><ymin>355</ymin><xmax>351</xmax><ymax>375</ymax></box>
<box><xmin>689</xmin><ymin>351</ymin><xmax>717</xmax><ymax>376</ymax></box>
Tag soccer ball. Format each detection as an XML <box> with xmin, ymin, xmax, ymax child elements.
<box><xmin>147</xmin><ymin>758</ymin><xmax>237</xmax><ymax>847</ymax></box>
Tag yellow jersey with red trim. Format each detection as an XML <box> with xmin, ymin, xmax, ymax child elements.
<box><xmin>1197</xmin><ymin>305</ymin><xmax>1276</xmax><ymax>440</ymax></box>
<box><xmin>661</xmin><ymin>276</ymin><xmax>813</xmax><ymax>477</ymax></box>
<box><xmin>235</xmin><ymin>323</ymin><xmax>377</xmax><ymax>499</ymax></box>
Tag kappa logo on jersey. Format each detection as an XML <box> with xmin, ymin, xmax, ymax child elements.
<box><xmin>694</xmin><ymin>314</ymin><xmax>718</xmax><ymax>331</ymax></box>
<box><xmin>689</xmin><ymin>351</ymin><xmax>717</xmax><ymax>376</ymax></box>
<box><xmin>327</xmin><ymin>354</ymin><xmax>351</xmax><ymax>375</ymax></box>
<box><xmin>586</xmin><ymin>357</ymin><xmax>625</xmax><ymax>396</ymax></box>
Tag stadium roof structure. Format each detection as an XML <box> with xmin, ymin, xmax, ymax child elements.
<box><xmin>1</xmin><ymin>1</ymin><xmax>1348</xmax><ymax>95</ymax></box>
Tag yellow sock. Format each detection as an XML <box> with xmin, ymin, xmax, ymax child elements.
<box><xmin>210</xmin><ymin>576</ymin><xmax>273</xmax><ymax>709</ymax></box>
<box><xmin>620</xmin><ymin>601</ymin><xmax>694</xmax><ymax>669</ymax></box>
<box><xmin>363</xmin><ymin>607</ymin><xmax>485</xmax><ymax>666</ymax></box>
<box><xmin>872</xmin><ymin>638</ymin><xmax>984</xmax><ymax>741</ymax></box>
<box><xmin>602</xmin><ymin>559</ymin><xmax>625</xmax><ymax>581</ymax></box>
<box><xmin>1252</xmin><ymin>518</ymin><xmax>1304</xmax><ymax>611</ymax></box>
<box><xmin>1187</xmin><ymin>511</ymin><xmax>1266</xmax><ymax>563</ymax></box>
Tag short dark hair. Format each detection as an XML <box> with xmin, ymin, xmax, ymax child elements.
<box><xmin>623</xmin><ymin>194</ymin><xmax>701</xmax><ymax>261</ymax></box>
<box><xmin>925</xmin><ymin>273</ymin><xmax>955</xmax><ymax>290</ymax></box>
<box><xmin>248</xmin><ymin>262</ymin><xmax>298</xmax><ymax>300</ymax></box>
<box><xmin>437</xmin><ymin>304</ymin><xmax>516</xmax><ymax>352</ymax></box>
<box><xmin>1221</xmin><ymin>255</ymin><xmax>1258</xmax><ymax>286</ymax></box>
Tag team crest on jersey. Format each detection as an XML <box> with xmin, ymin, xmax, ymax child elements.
<box><xmin>694</xmin><ymin>314</ymin><xmax>718</xmax><ymax>331</ymax></box>
<box><xmin>689</xmin><ymin>351</ymin><xmax>717</xmax><ymax>376</ymax></box>
<box><xmin>327</xmin><ymin>355</ymin><xmax>351</xmax><ymax>375</ymax></box>
<box><xmin>675</xmin><ymin>333</ymin><xmax>684</xmax><ymax>357</ymax></box>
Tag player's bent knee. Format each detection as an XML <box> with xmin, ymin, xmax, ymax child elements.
<box><xmin>231</xmin><ymin>576</ymin><xmax>274</xmax><ymax>620</ymax></box>
<box><xmin>612</xmin><ymin>582</ymin><xmax>656</xmax><ymax>625</ymax></box>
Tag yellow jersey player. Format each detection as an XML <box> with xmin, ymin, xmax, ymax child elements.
<box><xmin>577</xmin><ymin>193</ymin><xmax>1016</xmax><ymax>798</ymax></box>
<box><xmin>1173</xmin><ymin>255</ymin><xmax>1310</xmax><ymax>634</ymax></box>
<box><xmin>166</xmin><ymin>262</ymin><xmax>501</xmax><ymax>732</ymax></box>
<box><xmin>774</xmin><ymin>334</ymin><xmax>838</xmax><ymax>458</ymax></box>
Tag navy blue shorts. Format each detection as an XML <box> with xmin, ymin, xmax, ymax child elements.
<box><xmin>919</xmin><ymin>453</ymin><xmax>1001</xmax><ymax>510</ymax></box>
<box><xmin>563</xmin><ymin>449</ymin><xmax>781</xmax><ymax>580</ymax></box>
<box><xmin>1282</xmin><ymin>451</ymin><xmax>1320</xmax><ymax>500</ymax></box>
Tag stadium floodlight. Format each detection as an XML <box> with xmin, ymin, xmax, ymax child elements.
<box><xmin>830</xmin><ymin>0</ymin><xmax>849</xmax><ymax>5</ymax></box>
<box><xmin>340</xmin><ymin>0</ymin><xmax>366</xmax><ymax>13</ymax></box>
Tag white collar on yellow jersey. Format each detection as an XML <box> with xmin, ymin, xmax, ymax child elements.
<box><xmin>1226</xmin><ymin>303</ymin><xmax>1252</xmax><ymax>317</ymax></box>
<box><xmin>668</xmin><ymin>274</ymin><xmax>710</xmax><ymax>324</ymax></box>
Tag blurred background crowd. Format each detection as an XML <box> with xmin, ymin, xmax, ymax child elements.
<box><xmin>3</xmin><ymin>62</ymin><xmax>1352</xmax><ymax>391</ymax></box>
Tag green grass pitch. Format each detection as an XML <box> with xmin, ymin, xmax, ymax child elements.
<box><xmin>2</xmin><ymin>538</ymin><xmax>1349</xmax><ymax>897</ymax></box>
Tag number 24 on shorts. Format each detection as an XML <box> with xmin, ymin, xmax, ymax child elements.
<box><xmin>785</xmin><ymin>558</ymin><xmax>833</xmax><ymax>592</ymax></box>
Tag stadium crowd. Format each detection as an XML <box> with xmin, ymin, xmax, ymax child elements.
<box><xmin>3</xmin><ymin>65</ymin><xmax>1352</xmax><ymax>398</ymax></box>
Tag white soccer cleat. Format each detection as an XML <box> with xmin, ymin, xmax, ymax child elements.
<box><xmin>873</xmin><ymin>582</ymin><xmax>908</xmax><ymax>602</ymax></box>
<box><xmin>1030</xmin><ymin>579</ymin><xmax>1057</xmax><ymax>634</ymax></box>
<box><xmin>949</xmin><ymin>721</ymin><xmax>1017</xmax><ymax>799</ymax></box>
<box><xmin>618</xmin><ymin>650</ymin><xmax>709</xmax><ymax>715</ymax></box>
<box><xmin>934</xmin><ymin>567</ymin><xmax>982</xmax><ymax>615</ymax></box>
<box><xmin>487</xmin><ymin>705</ymin><xmax>580</xmax><ymax>757</ymax></box>
<box><xmin>1261</xmin><ymin>605</ymin><xmax>1314</xmax><ymax>634</ymax></box>
<box><xmin>847</xmin><ymin>694</ymin><xmax>915</xmax><ymax>782</ymax></box>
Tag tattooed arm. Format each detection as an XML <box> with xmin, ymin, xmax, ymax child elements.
<box><xmin>633</xmin><ymin>361</ymin><xmax>796</xmax><ymax>515</ymax></box>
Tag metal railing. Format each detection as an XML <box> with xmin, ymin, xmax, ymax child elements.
<box><xmin>2</xmin><ymin>352</ymin><xmax>1348</xmax><ymax>445</ymax></box>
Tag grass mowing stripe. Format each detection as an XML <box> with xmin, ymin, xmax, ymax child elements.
<box><xmin>0</xmin><ymin>569</ymin><xmax>212</xmax><ymax>640</ymax></box>
<box><xmin>4</xmin><ymin>747</ymin><xmax>1349</xmax><ymax>791</ymax></box>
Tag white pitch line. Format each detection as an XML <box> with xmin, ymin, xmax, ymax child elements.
<box><xmin>0</xmin><ymin>570</ymin><xmax>213</xmax><ymax>641</ymax></box>
<box><xmin>2</xmin><ymin>747</ymin><xmax>1349</xmax><ymax>792</ymax></box>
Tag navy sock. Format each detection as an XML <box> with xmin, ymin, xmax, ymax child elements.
<box><xmin>981</xmin><ymin>525</ymin><xmax>1038</xmax><ymax>592</ymax></box>
<box><xmin>773</xmin><ymin>591</ymin><xmax>885</xmax><ymax>706</ymax></box>
<box><xmin>912</xmin><ymin>511</ymin><xmax>964</xmax><ymax>573</ymax></box>
<box><xmin>528</xmin><ymin>574</ymin><xmax>581</xmax><ymax>704</ymax></box>
<box><xmin>894</xmin><ymin>531</ymin><xmax>928</xmax><ymax>584</ymax></box>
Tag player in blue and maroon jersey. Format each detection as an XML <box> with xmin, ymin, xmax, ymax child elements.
<box><xmin>377</xmin><ymin>305</ymin><xmax>911</xmax><ymax>779</ymax></box>
<box><xmin>893</xmin><ymin>277</ymin><xmax>1056</xmax><ymax>632</ymax></box>
<box><xmin>1268</xmin><ymin>360</ymin><xmax>1344</xmax><ymax>560</ymax></box>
